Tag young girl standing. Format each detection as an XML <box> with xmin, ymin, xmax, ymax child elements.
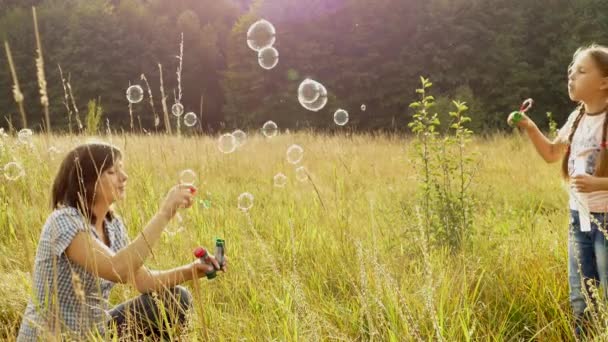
<box><xmin>508</xmin><ymin>44</ymin><xmax>608</xmax><ymax>337</ymax></box>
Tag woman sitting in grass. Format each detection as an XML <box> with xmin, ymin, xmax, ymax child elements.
<box><xmin>17</xmin><ymin>141</ymin><xmax>227</xmax><ymax>341</ymax></box>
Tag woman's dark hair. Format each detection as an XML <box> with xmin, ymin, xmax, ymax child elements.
<box><xmin>51</xmin><ymin>141</ymin><xmax>122</xmax><ymax>224</ymax></box>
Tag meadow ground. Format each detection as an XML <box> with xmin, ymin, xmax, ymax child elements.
<box><xmin>0</xmin><ymin>132</ymin><xmax>580</xmax><ymax>340</ymax></box>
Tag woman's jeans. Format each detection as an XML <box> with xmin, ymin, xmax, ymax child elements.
<box><xmin>107</xmin><ymin>286</ymin><xmax>192</xmax><ymax>339</ymax></box>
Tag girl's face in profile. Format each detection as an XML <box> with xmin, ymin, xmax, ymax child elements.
<box><xmin>94</xmin><ymin>158</ymin><xmax>128</xmax><ymax>205</ymax></box>
<box><xmin>568</xmin><ymin>52</ymin><xmax>608</xmax><ymax>103</ymax></box>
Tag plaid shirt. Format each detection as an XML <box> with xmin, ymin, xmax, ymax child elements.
<box><xmin>17</xmin><ymin>207</ymin><xmax>129</xmax><ymax>341</ymax></box>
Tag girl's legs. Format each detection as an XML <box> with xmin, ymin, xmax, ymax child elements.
<box><xmin>107</xmin><ymin>286</ymin><xmax>192</xmax><ymax>339</ymax></box>
<box><xmin>569</xmin><ymin>210</ymin><xmax>599</xmax><ymax>337</ymax></box>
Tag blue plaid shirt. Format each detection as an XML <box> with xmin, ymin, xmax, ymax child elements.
<box><xmin>17</xmin><ymin>207</ymin><xmax>129</xmax><ymax>341</ymax></box>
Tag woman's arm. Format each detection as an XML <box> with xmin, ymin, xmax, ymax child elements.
<box><xmin>132</xmin><ymin>260</ymin><xmax>222</xmax><ymax>293</ymax></box>
<box><xmin>64</xmin><ymin>185</ymin><xmax>194</xmax><ymax>283</ymax></box>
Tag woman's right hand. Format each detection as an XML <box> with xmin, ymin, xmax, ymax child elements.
<box><xmin>507</xmin><ymin>111</ymin><xmax>533</xmax><ymax>129</ymax></box>
<box><xmin>159</xmin><ymin>184</ymin><xmax>196</xmax><ymax>219</ymax></box>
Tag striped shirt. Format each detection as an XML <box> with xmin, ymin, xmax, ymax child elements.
<box><xmin>17</xmin><ymin>207</ymin><xmax>129</xmax><ymax>341</ymax></box>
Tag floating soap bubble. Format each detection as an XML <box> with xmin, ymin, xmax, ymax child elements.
<box><xmin>179</xmin><ymin>169</ymin><xmax>197</xmax><ymax>186</ymax></box>
<box><xmin>237</xmin><ymin>192</ymin><xmax>254</xmax><ymax>212</ymax></box>
<box><xmin>361</xmin><ymin>104</ymin><xmax>366</xmax><ymax>111</ymax></box>
<box><xmin>295</xmin><ymin>166</ymin><xmax>308</xmax><ymax>182</ymax></box>
<box><xmin>299</xmin><ymin>81</ymin><xmax>328</xmax><ymax>112</ymax></box>
<box><xmin>333</xmin><ymin>109</ymin><xmax>349</xmax><ymax>126</ymax></box>
<box><xmin>183</xmin><ymin>112</ymin><xmax>198</xmax><ymax>127</ymax></box>
<box><xmin>298</xmin><ymin>79</ymin><xmax>322</xmax><ymax>104</ymax></box>
<box><xmin>286</xmin><ymin>144</ymin><xmax>304</xmax><ymax>165</ymax></box>
<box><xmin>172</xmin><ymin>103</ymin><xmax>184</xmax><ymax>117</ymax></box>
<box><xmin>246</xmin><ymin>19</ymin><xmax>276</xmax><ymax>52</ymax></box>
<box><xmin>262</xmin><ymin>121</ymin><xmax>278</xmax><ymax>138</ymax></box>
<box><xmin>258</xmin><ymin>47</ymin><xmax>279</xmax><ymax>70</ymax></box>
<box><xmin>4</xmin><ymin>162</ymin><xmax>24</xmax><ymax>181</ymax></box>
<box><xmin>166</xmin><ymin>213</ymin><xmax>184</xmax><ymax>236</ymax></box>
<box><xmin>232</xmin><ymin>129</ymin><xmax>247</xmax><ymax>147</ymax></box>
<box><xmin>17</xmin><ymin>128</ymin><xmax>33</xmax><ymax>144</ymax></box>
<box><xmin>48</xmin><ymin>146</ymin><xmax>61</xmax><ymax>154</ymax></box>
<box><xmin>126</xmin><ymin>85</ymin><xmax>144</xmax><ymax>104</ymax></box>
<box><xmin>198</xmin><ymin>191</ymin><xmax>212</xmax><ymax>209</ymax></box>
<box><xmin>218</xmin><ymin>133</ymin><xmax>237</xmax><ymax>154</ymax></box>
<box><xmin>274</xmin><ymin>172</ymin><xmax>288</xmax><ymax>188</ymax></box>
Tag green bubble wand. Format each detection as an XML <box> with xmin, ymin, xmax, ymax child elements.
<box><xmin>509</xmin><ymin>98</ymin><xmax>534</xmax><ymax>126</ymax></box>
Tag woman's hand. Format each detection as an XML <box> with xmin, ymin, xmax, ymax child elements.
<box><xmin>190</xmin><ymin>254</ymin><xmax>229</xmax><ymax>279</ymax></box>
<box><xmin>159</xmin><ymin>184</ymin><xmax>196</xmax><ymax>219</ymax></box>
<box><xmin>572</xmin><ymin>174</ymin><xmax>603</xmax><ymax>193</ymax></box>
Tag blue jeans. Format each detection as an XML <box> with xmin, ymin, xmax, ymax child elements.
<box><xmin>568</xmin><ymin>210</ymin><xmax>608</xmax><ymax>326</ymax></box>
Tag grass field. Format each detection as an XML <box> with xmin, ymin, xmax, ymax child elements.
<box><xmin>0</xmin><ymin>131</ymin><xmax>581</xmax><ymax>340</ymax></box>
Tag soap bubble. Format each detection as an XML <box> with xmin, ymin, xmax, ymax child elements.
<box><xmin>297</xmin><ymin>79</ymin><xmax>322</xmax><ymax>104</ymax></box>
<box><xmin>183</xmin><ymin>112</ymin><xmax>198</xmax><ymax>127</ymax></box>
<box><xmin>246</xmin><ymin>19</ymin><xmax>276</xmax><ymax>52</ymax></box>
<box><xmin>273</xmin><ymin>173</ymin><xmax>288</xmax><ymax>187</ymax></box>
<box><xmin>361</xmin><ymin>104</ymin><xmax>366</xmax><ymax>111</ymax></box>
<box><xmin>299</xmin><ymin>81</ymin><xmax>328</xmax><ymax>112</ymax></box>
<box><xmin>198</xmin><ymin>192</ymin><xmax>212</xmax><ymax>209</ymax></box>
<box><xmin>172</xmin><ymin>103</ymin><xmax>184</xmax><ymax>117</ymax></box>
<box><xmin>258</xmin><ymin>46</ymin><xmax>279</xmax><ymax>70</ymax></box>
<box><xmin>17</xmin><ymin>128</ymin><xmax>33</xmax><ymax>144</ymax></box>
<box><xmin>295</xmin><ymin>166</ymin><xmax>308</xmax><ymax>182</ymax></box>
<box><xmin>48</xmin><ymin>146</ymin><xmax>62</xmax><ymax>160</ymax></box>
<box><xmin>4</xmin><ymin>162</ymin><xmax>25</xmax><ymax>181</ymax></box>
<box><xmin>166</xmin><ymin>213</ymin><xmax>184</xmax><ymax>236</ymax></box>
<box><xmin>237</xmin><ymin>192</ymin><xmax>254</xmax><ymax>212</ymax></box>
<box><xmin>232</xmin><ymin>129</ymin><xmax>247</xmax><ymax>147</ymax></box>
<box><xmin>126</xmin><ymin>85</ymin><xmax>144</xmax><ymax>104</ymax></box>
<box><xmin>286</xmin><ymin>144</ymin><xmax>304</xmax><ymax>165</ymax></box>
<box><xmin>262</xmin><ymin>121</ymin><xmax>278</xmax><ymax>138</ymax></box>
<box><xmin>179</xmin><ymin>169</ymin><xmax>197</xmax><ymax>186</ymax></box>
<box><xmin>218</xmin><ymin>133</ymin><xmax>237</xmax><ymax>154</ymax></box>
<box><xmin>333</xmin><ymin>109</ymin><xmax>349</xmax><ymax>126</ymax></box>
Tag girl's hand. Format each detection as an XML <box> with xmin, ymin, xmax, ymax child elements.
<box><xmin>572</xmin><ymin>174</ymin><xmax>602</xmax><ymax>193</ymax></box>
<box><xmin>160</xmin><ymin>184</ymin><xmax>196</xmax><ymax>219</ymax></box>
<box><xmin>507</xmin><ymin>111</ymin><xmax>533</xmax><ymax>129</ymax></box>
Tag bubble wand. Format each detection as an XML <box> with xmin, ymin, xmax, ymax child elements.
<box><xmin>509</xmin><ymin>98</ymin><xmax>534</xmax><ymax>126</ymax></box>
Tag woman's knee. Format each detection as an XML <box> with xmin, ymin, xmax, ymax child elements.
<box><xmin>169</xmin><ymin>286</ymin><xmax>193</xmax><ymax>312</ymax></box>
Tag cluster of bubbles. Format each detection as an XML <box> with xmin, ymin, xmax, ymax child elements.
<box><xmin>180</xmin><ymin>169</ymin><xmax>254</xmax><ymax>214</ymax></box>
<box><xmin>247</xmin><ymin>19</ymin><xmax>279</xmax><ymax>70</ymax></box>
<box><xmin>115</xmin><ymin>16</ymin><xmax>375</xmax><ymax>225</ymax></box>
<box><xmin>171</xmin><ymin>103</ymin><xmax>198</xmax><ymax>128</ymax></box>
<box><xmin>126</xmin><ymin>85</ymin><xmax>198</xmax><ymax>128</ymax></box>
<box><xmin>216</xmin><ymin>129</ymin><xmax>248</xmax><ymax>154</ymax></box>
